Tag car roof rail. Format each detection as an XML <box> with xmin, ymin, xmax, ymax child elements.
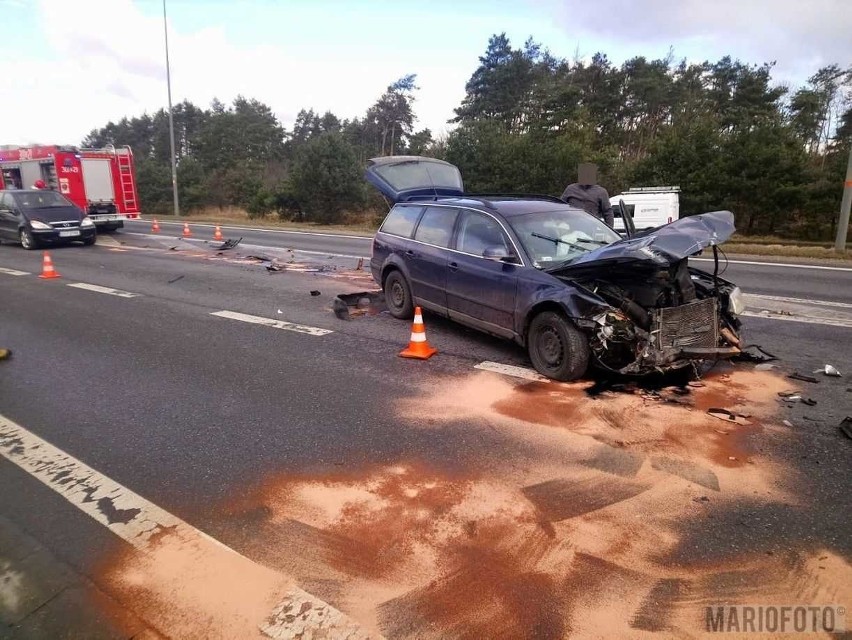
<box><xmin>463</xmin><ymin>193</ymin><xmax>566</xmax><ymax>203</ymax></box>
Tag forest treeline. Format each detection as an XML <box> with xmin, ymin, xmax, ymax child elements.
<box><xmin>84</xmin><ymin>33</ymin><xmax>852</xmax><ymax>239</ymax></box>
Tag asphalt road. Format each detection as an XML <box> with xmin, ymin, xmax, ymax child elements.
<box><xmin>1</xmin><ymin>232</ymin><xmax>850</xmax><ymax>639</ymax></box>
<box><xmin>124</xmin><ymin>219</ymin><xmax>852</xmax><ymax>304</ymax></box>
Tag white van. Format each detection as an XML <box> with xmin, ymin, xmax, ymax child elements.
<box><xmin>609</xmin><ymin>186</ymin><xmax>680</xmax><ymax>233</ymax></box>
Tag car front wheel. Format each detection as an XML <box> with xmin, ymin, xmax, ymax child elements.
<box><xmin>527</xmin><ymin>310</ymin><xmax>590</xmax><ymax>381</ymax></box>
<box><xmin>19</xmin><ymin>228</ymin><xmax>38</xmax><ymax>250</ymax></box>
<box><xmin>384</xmin><ymin>269</ymin><xmax>414</xmax><ymax>319</ymax></box>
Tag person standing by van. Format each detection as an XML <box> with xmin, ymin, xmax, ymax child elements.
<box><xmin>560</xmin><ymin>163</ymin><xmax>614</xmax><ymax>228</ymax></box>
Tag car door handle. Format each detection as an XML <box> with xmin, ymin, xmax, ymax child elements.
<box><xmin>405</xmin><ymin>249</ymin><xmax>415</xmax><ymax>257</ymax></box>
<box><xmin>448</xmin><ymin>261</ymin><xmax>459</xmax><ymax>271</ymax></box>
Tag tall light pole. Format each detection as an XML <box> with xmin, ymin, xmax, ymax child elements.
<box><xmin>163</xmin><ymin>0</ymin><xmax>180</xmax><ymax>218</ymax></box>
<box><xmin>835</xmin><ymin>142</ymin><xmax>852</xmax><ymax>252</ymax></box>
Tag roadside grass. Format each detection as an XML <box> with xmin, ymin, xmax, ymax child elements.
<box><xmin>137</xmin><ymin>208</ymin><xmax>852</xmax><ymax>261</ymax></box>
<box><xmin>142</xmin><ymin>207</ymin><xmax>381</xmax><ymax>236</ymax></box>
<box><xmin>719</xmin><ymin>243</ymin><xmax>852</xmax><ymax>262</ymax></box>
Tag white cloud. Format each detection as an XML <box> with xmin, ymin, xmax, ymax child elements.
<box><xmin>0</xmin><ymin>0</ymin><xmax>468</xmax><ymax>146</ymax></box>
<box><xmin>533</xmin><ymin>0</ymin><xmax>851</xmax><ymax>86</ymax></box>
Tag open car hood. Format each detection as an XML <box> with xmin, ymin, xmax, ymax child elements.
<box><xmin>364</xmin><ymin>155</ymin><xmax>464</xmax><ymax>203</ymax></box>
<box><xmin>548</xmin><ymin>210</ymin><xmax>736</xmax><ymax>273</ymax></box>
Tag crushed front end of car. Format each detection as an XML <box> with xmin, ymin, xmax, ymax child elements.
<box><xmin>548</xmin><ymin>211</ymin><xmax>746</xmax><ymax>376</ymax></box>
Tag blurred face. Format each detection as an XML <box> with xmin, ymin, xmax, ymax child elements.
<box><xmin>578</xmin><ymin>163</ymin><xmax>597</xmax><ymax>185</ymax></box>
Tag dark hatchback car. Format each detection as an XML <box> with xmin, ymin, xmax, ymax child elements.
<box><xmin>365</xmin><ymin>156</ymin><xmax>746</xmax><ymax>381</ymax></box>
<box><xmin>0</xmin><ymin>189</ymin><xmax>97</xmax><ymax>249</ymax></box>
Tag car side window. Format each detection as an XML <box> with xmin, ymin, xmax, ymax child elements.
<box><xmin>380</xmin><ymin>205</ymin><xmax>423</xmax><ymax>238</ymax></box>
<box><xmin>414</xmin><ymin>207</ymin><xmax>458</xmax><ymax>248</ymax></box>
<box><xmin>456</xmin><ymin>210</ymin><xmax>512</xmax><ymax>258</ymax></box>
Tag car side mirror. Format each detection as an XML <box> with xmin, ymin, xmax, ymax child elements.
<box><xmin>482</xmin><ymin>245</ymin><xmax>514</xmax><ymax>262</ymax></box>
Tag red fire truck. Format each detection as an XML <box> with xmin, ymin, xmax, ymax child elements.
<box><xmin>0</xmin><ymin>143</ymin><xmax>140</xmax><ymax>231</ymax></box>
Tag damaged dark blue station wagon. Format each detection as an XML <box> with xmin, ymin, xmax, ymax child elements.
<box><xmin>365</xmin><ymin>156</ymin><xmax>746</xmax><ymax>382</ymax></box>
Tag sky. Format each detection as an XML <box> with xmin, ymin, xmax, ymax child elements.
<box><xmin>1</xmin><ymin>0</ymin><xmax>849</xmax><ymax>147</ymax></box>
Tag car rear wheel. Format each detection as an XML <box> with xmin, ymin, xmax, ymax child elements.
<box><xmin>19</xmin><ymin>228</ymin><xmax>38</xmax><ymax>250</ymax></box>
<box><xmin>384</xmin><ymin>269</ymin><xmax>414</xmax><ymax>319</ymax></box>
<box><xmin>527</xmin><ymin>311</ymin><xmax>590</xmax><ymax>381</ymax></box>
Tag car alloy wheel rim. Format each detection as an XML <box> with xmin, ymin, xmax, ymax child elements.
<box><xmin>538</xmin><ymin>326</ymin><xmax>564</xmax><ymax>368</ymax></box>
<box><xmin>21</xmin><ymin>230</ymin><xmax>31</xmax><ymax>249</ymax></box>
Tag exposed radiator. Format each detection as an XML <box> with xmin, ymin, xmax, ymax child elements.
<box><xmin>652</xmin><ymin>298</ymin><xmax>719</xmax><ymax>351</ymax></box>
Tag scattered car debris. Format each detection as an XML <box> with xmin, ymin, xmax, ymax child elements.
<box><xmin>755</xmin><ymin>363</ymin><xmax>776</xmax><ymax>371</ymax></box>
<box><xmin>777</xmin><ymin>391</ymin><xmax>817</xmax><ymax>406</ymax></box>
<box><xmin>356</xmin><ymin>258</ymin><xmax>364</xmax><ymax>270</ymax></box>
<box><xmin>0</xmin><ymin>348</ymin><xmax>11</xmax><ymax>361</ymax></box>
<box><xmin>814</xmin><ymin>364</ymin><xmax>842</xmax><ymax>377</ymax></box>
<box><xmin>707</xmin><ymin>408</ymin><xmax>752</xmax><ymax>425</ymax></box>
<box><xmin>733</xmin><ymin>344</ymin><xmax>778</xmax><ymax>363</ymax></box>
<box><xmin>246</xmin><ymin>254</ymin><xmax>273</xmax><ymax>262</ymax></box>
<box><xmin>310</xmin><ymin>290</ymin><xmax>321</xmax><ymax>296</ymax></box>
<box><xmin>783</xmin><ymin>419</ymin><xmax>794</xmax><ymax>428</ymax></box>
<box><xmin>787</xmin><ymin>372</ymin><xmax>820</xmax><ymax>383</ymax></box>
<box><xmin>168</xmin><ymin>275</ymin><xmax>185</xmax><ymax>284</ymax></box>
<box><xmin>840</xmin><ymin>417</ymin><xmax>852</xmax><ymax>440</ymax></box>
<box><xmin>215</xmin><ymin>237</ymin><xmax>242</xmax><ymax>250</ymax></box>
<box><xmin>331</xmin><ymin>291</ymin><xmax>386</xmax><ymax>318</ymax></box>
<box><xmin>332</xmin><ymin>297</ymin><xmax>351</xmax><ymax>320</ymax></box>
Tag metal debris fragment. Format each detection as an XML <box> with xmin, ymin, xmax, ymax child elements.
<box><xmin>706</xmin><ymin>408</ymin><xmax>751</xmax><ymax>426</ymax></box>
<box><xmin>787</xmin><ymin>372</ymin><xmax>819</xmax><ymax>384</ymax></box>
<box><xmin>814</xmin><ymin>364</ymin><xmax>842</xmax><ymax>377</ymax></box>
<box><xmin>840</xmin><ymin>417</ymin><xmax>852</xmax><ymax>440</ymax></box>
<box><xmin>215</xmin><ymin>237</ymin><xmax>242</xmax><ymax>250</ymax></box>
<box><xmin>310</xmin><ymin>290</ymin><xmax>321</xmax><ymax>296</ymax></box>
<box><xmin>168</xmin><ymin>275</ymin><xmax>185</xmax><ymax>284</ymax></box>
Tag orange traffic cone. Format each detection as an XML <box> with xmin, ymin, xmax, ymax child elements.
<box><xmin>151</xmin><ymin>218</ymin><xmax>161</xmax><ymax>233</ymax></box>
<box><xmin>399</xmin><ymin>307</ymin><xmax>437</xmax><ymax>359</ymax></box>
<box><xmin>182</xmin><ymin>222</ymin><xmax>192</xmax><ymax>238</ymax></box>
<box><xmin>213</xmin><ymin>225</ymin><xmax>224</xmax><ymax>241</ymax></box>
<box><xmin>38</xmin><ymin>251</ymin><xmax>61</xmax><ymax>279</ymax></box>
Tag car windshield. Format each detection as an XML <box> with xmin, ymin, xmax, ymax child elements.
<box><xmin>15</xmin><ymin>190</ymin><xmax>73</xmax><ymax>209</ymax></box>
<box><xmin>508</xmin><ymin>208</ymin><xmax>622</xmax><ymax>267</ymax></box>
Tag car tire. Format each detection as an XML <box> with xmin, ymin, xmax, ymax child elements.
<box><xmin>384</xmin><ymin>269</ymin><xmax>414</xmax><ymax>320</ymax></box>
<box><xmin>19</xmin><ymin>228</ymin><xmax>38</xmax><ymax>250</ymax></box>
<box><xmin>527</xmin><ymin>311</ymin><xmax>590</xmax><ymax>381</ymax></box>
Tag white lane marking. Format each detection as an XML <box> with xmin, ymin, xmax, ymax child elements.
<box><xmin>744</xmin><ymin>293</ymin><xmax>852</xmax><ymax>309</ymax></box>
<box><xmin>67</xmin><ymin>282</ymin><xmax>139</xmax><ymax>298</ymax></box>
<box><xmin>127</xmin><ymin>220</ymin><xmax>372</xmax><ymax>241</ymax></box>
<box><xmin>691</xmin><ymin>257</ymin><xmax>852</xmax><ymax>272</ymax></box>
<box><xmin>474</xmin><ymin>361</ymin><xmax>551</xmax><ymax>382</ymax></box>
<box><xmin>741</xmin><ymin>311</ymin><xmax>852</xmax><ymax>329</ymax></box>
<box><xmin>0</xmin><ymin>415</ymin><xmax>191</xmax><ymax>550</ymax></box>
<box><xmin>210</xmin><ymin>310</ymin><xmax>333</xmax><ymax>336</ymax></box>
<box><xmin>0</xmin><ymin>267</ymin><xmax>30</xmax><ymax>276</ymax></box>
<box><xmin>0</xmin><ymin>414</ymin><xmax>375</xmax><ymax>639</ymax></box>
